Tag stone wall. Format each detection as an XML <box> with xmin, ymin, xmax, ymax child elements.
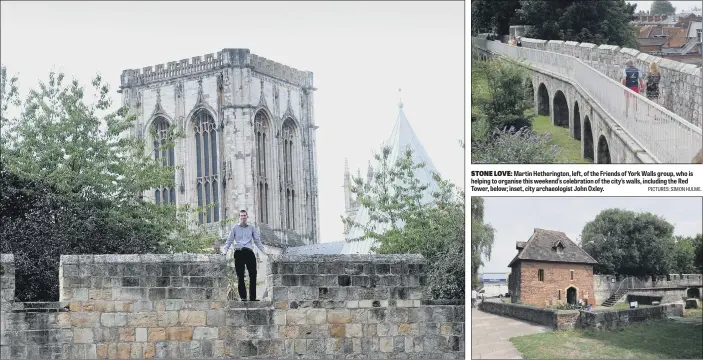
<box><xmin>519</xmin><ymin>37</ymin><xmax>703</xmax><ymax>127</ymax></box>
<box><xmin>480</xmin><ymin>300</ymin><xmax>684</xmax><ymax>332</ymax></box>
<box><xmin>0</xmin><ymin>254</ymin><xmax>464</xmax><ymax>359</ymax></box>
<box><xmin>479</xmin><ymin>300</ymin><xmax>577</xmax><ymax>330</ymax></box>
<box><xmin>0</xmin><ymin>254</ymin><xmax>14</xmax><ymax>314</ymax></box>
<box><xmin>594</xmin><ymin>274</ymin><xmax>703</xmax><ymax>305</ymax></box>
<box><xmin>577</xmin><ymin>304</ymin><xmax>684</xmax><ymax>330</ymax></box>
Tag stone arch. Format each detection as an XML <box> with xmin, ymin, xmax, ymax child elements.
<box><xmin>583</xmin><ymin>116</ymin><xmax>594</xmax><ymax>161</ymax></box>
<box><xmin>687</xmin><ymin>288</ymin><xmax>701</xmax><ymax>299</ymax></box>
<box><xmin>553</xmin><ymin>90</ymin><xmax>569</xmax><ymax>128</ymax></box>
<box><xmin>597</xmin><ymin>135</ymin><xmax>611</xmax><ymax>164</ymax></box>
<box><xmin>537</xmin><ymin>83</ymin><xmax>550</xmax><ymax>116</ymax></box>
<box><xmin>573</xmin><ymin>100</ymin><xmax>581</xmax><ymax>141</ymax></box>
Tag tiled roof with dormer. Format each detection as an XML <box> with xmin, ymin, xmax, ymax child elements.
<box><xmin>508</xmin><ymin>228</ymin><xmax>598</xmax><ymax>267</ymax></box>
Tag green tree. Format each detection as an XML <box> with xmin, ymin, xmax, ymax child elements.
<box><xmin>470</xmin><ymin>197</ymin><xmax>495</xmax><ymax>289</ymax></box>
<box><xmin>0</xmin><ymin>162</ymin><xmax>168</xmax><ymax>301</ymax></box>
<box><xmin>580</xmin><ymin>208</ymin><xmax>675</xmax><ymax>276</ymax></box>
<box><xmin>0</xmin><ymin>66</ymin><xmax>219</xmax><ymax>254</ymax></box>
<box><xmin>693</xmin><ymin>234</ymin><xmax>703</xmax><ymax>272</ymax></box>
<box><xmin>472</xmin><ymin>56</ymin><xmax>534</xmax><ymax>132</ymax></box>
<box><xmin>342</xmin><ymin>146</ymin><xmax>465</xmax><ymax>300</ymax></box>
<box><xmin>517</xmin><ymin>0</ymin><xmax>639</xmax><ymax>48</ymax></box>
<box><xmin>471</xmin><ymin>0</ymin><xmax>522</xmax><ymax>36</ymax></box>
<box><xmin>650</xmin><ymin>0</ymin><xmax>676</xmax><ymax>15</ymax></box>
<box><xmin>671</xmin><ymin>236</ymin><xmax>698</xmax><ymax>274</ymax></box>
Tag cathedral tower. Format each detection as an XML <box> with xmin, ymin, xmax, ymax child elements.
<box><xmin>119</xmin><ymin>49</ymin><xmax>320</xmax><ymax>246</ymax></box>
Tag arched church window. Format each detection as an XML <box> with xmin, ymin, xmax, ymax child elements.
<box><xmin>152</xmin><ymin>117</ymin><xmax>175</xmax><ymax>205</ymax></box>
<box><xmin>282</xmin><ymin>119</ymin><xmax>296</xmax><ymax>230</ymax></box>
<box><xmin>255</xmin><ymin>110</ymin><xmax>270</xmax><ymax>224</ymax></box>
<box><xmin>193</xmin><ymin>110</ymin><xmax>219</xmax><ymax>224</ymax></box>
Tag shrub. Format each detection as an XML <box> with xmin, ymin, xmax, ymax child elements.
<box><xmin>472</xmin><ymin>127</ymin><xmax>561</xmax><ymax>164</ymax></box>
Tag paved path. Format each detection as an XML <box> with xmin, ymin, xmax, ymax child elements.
<box><xmin>471</xmin><ymin>307</ymin><xmax>552</xmax><ymax>359</ymax></box>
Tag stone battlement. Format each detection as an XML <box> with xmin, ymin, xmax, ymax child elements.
<box><xmin>0</xmin><ymin>253</ymin><xmax>463</xmax><ymax>359</ymax></box>
<box><xmin>120</xmin><ymin>49</ymin><xmax>314</xmax><ymax>89</ymax></box>
<box><xmin>516</xmin><ymin>37</ymin><xmax>702</xmax><ymax>126</ymax></box>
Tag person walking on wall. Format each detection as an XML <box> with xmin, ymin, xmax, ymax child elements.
<box><xmin>221</xmin><ymin>209</ymin><xmax>268</xmax><ymax>301</ymax></box>
<box><xmin>621</xmin><ymin>59</ymin><xmax>644</xmax><ymax>117</ymax></box>
<box><xmin>645</xmin><ymin>62</ymin><xmax>661</xmax><ymax>104</ymax></box>
<box><xmin>621</xmin><ymin>59</ymin><xmax>644</xmax><ymax>94</ymax></box>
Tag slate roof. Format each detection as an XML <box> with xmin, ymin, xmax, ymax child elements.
<box><xmin>345</xmin><ymin>101</ymin><xmax>441</xmax><ymax>248</ymax></box>
<box><xmin>508</xmin><ymin>228</ymin><xmax>598</xmax><ymax>267</ymax></box>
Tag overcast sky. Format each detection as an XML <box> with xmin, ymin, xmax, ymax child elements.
<box><xmin>0</xmin><ymin>1</ymin><xmax>464</xmax><ymax>242</ymax></box>
<box><xmin>627</xmin><ymin>0</ymin><xmax>701</xmax><ymax>13</ymax></box>
<box><xmin>479</xmin><ymin>197</ymin><xmax>703</xmax><ymax>274</ymax></box>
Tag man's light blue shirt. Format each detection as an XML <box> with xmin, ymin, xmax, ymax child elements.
<box><xmin>221</xmin><ymin>223</ymin><xmax>266</xmax><ymax>254</ymax></box>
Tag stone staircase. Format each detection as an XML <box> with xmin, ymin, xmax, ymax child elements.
<box><xmin>601</xmin><ymin>289</ymin><xmax>628</xmax><ymax>307</ymax></box>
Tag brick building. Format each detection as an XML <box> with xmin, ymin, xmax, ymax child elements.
<box><xmin>508</xmin><ymin>228</ymin><xmax>599</xmax><ymax>307</ymax></box>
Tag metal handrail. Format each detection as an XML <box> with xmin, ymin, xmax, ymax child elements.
<box><xmin>614</xmin><ymin>276</ymin><xmax>635</xmax><ymax>295</ymax></box>
<box><xmin>472</xmin><ymin>38</ymin><xmax>702</xmax><ymax>163</ymax></box>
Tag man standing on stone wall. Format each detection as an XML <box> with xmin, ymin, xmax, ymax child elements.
<box><xmin>221</xmin><ymin>209</ymin><xmax>268</xmax><ymax>301</ymax></box>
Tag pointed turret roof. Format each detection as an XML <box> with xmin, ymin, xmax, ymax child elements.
<box><xmin>345</xmin><ymin>101</ymin><xmax>441</xmax><ymax>249</ymax></box>
<box><xmin>285</xmin><ymin>100</ymin><xmax>442</xmax><ymax>256</ymax></box>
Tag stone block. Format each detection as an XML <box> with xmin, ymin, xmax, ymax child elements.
<box><xmin>117</xmin><ymin>343</ymin><xmax>131</xmax><ymax>359</ymax></box>
<box><xmin>306</xmin><ymin>308</ymin><xmax>326</xmax><ymax>325</ymax></box>
<box><xmin>71</xmin><ymin>313</ymin><xmax>101</xmax><ymax>328</ymax></box>
<box><xmin>73</xmin><ymin>328</ymin><xmax>94</xmax><ymax>343</ymax></box>
<box><xmin>166</xmin><ymin>327</ymin><xmax>193</xmax><ymax>341</ymax></box>
<box><xmin>157</xmin><ymin>311</ymin><xmax>179</xmax><ymax>327</ymax></box>
<box><xmin>119</xmin><ymin>327</ymin><xmax>135</xmax><ymax>341</ymax></box>
<box><xmin>279</xmin><ymin>325</ymin><xmax>300</xmax><ymax>339</ymax></box>
<box><xmin>329</xmin><ymin>324</ymin><xmax>345</xmax><ymax>338</ymax></box>
<box><xmin>286</xmin><ymin>309</ymin><xmax>307</xmax><ymax>325</ymax></box>
<box><xmin>148</xmin><ymin>327</ymin><xmax>166</xmax><ymax>341</ymax></box>
<box><xmin>135</xmin><ymin>327</ymin><xmax>147</xmax><ymax>342</ymax></box>
<box><xmin>179</xmin><ymin>310</ymin><xmax>206</xmax><ymax>326</ymax></box>
<box><xmin>193</xmin><ymin>326</ymin><xmax>219</xmax><ymax>340</ymax></box>
<box><xmin>206</xmin><ymin>309</ymin><xmax>225</xmax><ymax>326</ymax></box>
<box><xmin>130</xmin><ymin>343</ymin><xmax>142</xmax><ymax>358</ymax></box>
<box><xmin>127</xmin><ymin>312</ymin><xmax>158</xmax><ymax>327</ymax></box>
<box><xmin>380</xmin><ymin>337</ymin><xmax>394</xmax><ymax>353</ymax></box>
<box><xmin>327</xmin><ymin>309</ymin><xmax>351</xmax><ymax>324</ymax></box>
<box><xmin>142</xmin><ymin>343</ymin><xmax>155</xmax><ymax>358</ymax></box>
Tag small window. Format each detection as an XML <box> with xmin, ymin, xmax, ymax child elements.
<box><xmin>538</xmin><ymin>269</ymin><xmax>544</xmax><ymax>282</ymax></box>
<box><xmin>558</xmin><ymin>289</ymin><xmax>561</xmax><ymax>300</ymax></box>
<box><xmin>557</xmin><ymin>247</ymin><xmax>563</xmax><ymax>254</ymax></box>
<box><xmin>570</xmin><ymin>270</ymin><xmax>574</xmax><ymax>281</ymax></box>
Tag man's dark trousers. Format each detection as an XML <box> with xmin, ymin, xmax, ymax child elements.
<box><xmin>234</xmin><ymin>248</ymin><xmax>257</xmax><ymax>300</ymax></box>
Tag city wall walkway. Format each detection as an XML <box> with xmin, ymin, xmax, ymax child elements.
<box><xmin>471</xmin><ymin>307</ymin><xmax>551</xmax><ymax>359</ymax></box>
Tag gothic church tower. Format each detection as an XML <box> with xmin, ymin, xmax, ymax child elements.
<box><xmin>119</xmin><ymin>49</ymin><xmax>320</xmax><ymax>246</ymax></box>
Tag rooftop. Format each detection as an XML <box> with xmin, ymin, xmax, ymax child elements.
<box><xmin>508</xmin><ymin>228</ymin><xmax>599</xmax><ymax>267</ymax></box>
<box><xmin>120</xmin><ymin>48</ymin><xmax>313</xmax><ymax>89</ymax></box>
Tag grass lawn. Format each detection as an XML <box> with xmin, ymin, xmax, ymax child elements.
<box><xmin>531</xmin><ymin>115</ymin><xmax>591</xmax><ymax>164</ymax></box>
<box><xmin>510</xmin><ymin>320</ymin><xmax>703</xmax><ymax>359</ymax></box>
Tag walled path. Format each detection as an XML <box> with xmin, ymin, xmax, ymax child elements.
<box><xmin>471</xmin><ymin>306</ymin><xmax>551</xmax><ymax>359</ymax></box>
